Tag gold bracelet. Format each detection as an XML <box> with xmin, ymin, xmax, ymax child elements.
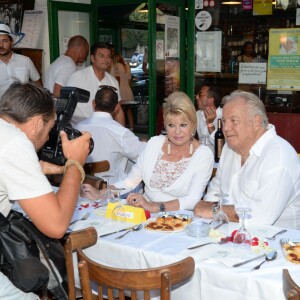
<box><xmin>64</xmin><ymin>159</ymin><xmax>85</xmax><ymax>184</ymax></box>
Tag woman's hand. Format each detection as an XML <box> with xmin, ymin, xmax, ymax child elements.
<box><xmin>80</xmin><ymin>184</ymin><xmax>103</xmax><ymax>200</ymax></box>
<box><xmin>127</xmin><ymin>193</ymin><xmax>158</xmax><ymax>212</ymax></box>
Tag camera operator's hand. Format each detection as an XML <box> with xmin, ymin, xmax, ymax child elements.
<box><xmin>60</xmin><ymin>130</ymin><xmax>91</xmax><ymax>165</ymax></box>
<box><xmin>40</xmin><ymin>160</ymin><xmax>64</xmax><ymax>174</ymax></box>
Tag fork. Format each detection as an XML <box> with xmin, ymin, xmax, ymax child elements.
<box><xmin>265</xmin><ymin>229</ymin><xmax>287</xmax><ymax>240</ymax></box>
<box><xmin>69</xmin><ymin>212</ymin><xmax>90</xmax><ymax>226</ymax></box>
<box><xmin>188</xmin><ymin>239</ymin><xmax>227</xmax><ymax>250</ymax></box>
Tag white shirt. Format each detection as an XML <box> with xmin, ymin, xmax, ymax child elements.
<box><xmin>279</xmin><ymin>46</ymin><xmax>297</xmax><ymax>55</ymax></box>
<box><xmin>196</xmin><ymin>106</ymin><xmax>223</xmax><ymax>153</ymax></box>
<box><xmin>44</xmin><ymin>55</ymin><xmax>76</xmax><ymax>93</ymax></box>
<box><xmin>0</xmin><ymin>119</ymin><xmax>53</xmax><ymax>217</ymax></box>
<box><xmin>204</xmin><ymin>124</ymin><xmax>300</xmax><ymax>229</ymax></box>
<box><xmin>0</xmin><ymin>53</ymin><xmax>40</xmax><ymax>98</ymax></box>
<box><xmin>115</xmin><ymin>135</ymin><xmax>214</xmax><ymax>210</ymax></box>
<box><xmin>66</xmin><ymin>66</ymin><xmax>121</xmax><ymax>125</ymax></box>
<box><xmin>75</xmin><ymin>112</ymin><xmax>145</xmax><ymax>183</ymax></box>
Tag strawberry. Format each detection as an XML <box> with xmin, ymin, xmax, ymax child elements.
<box><xmin>145</xmin><ymin>210</ymin><xmax>151</xmax><ymax>219</ymax></box>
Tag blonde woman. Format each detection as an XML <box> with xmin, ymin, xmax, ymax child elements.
<box><xmin>81</xmin><ymin>91</ymin><xmax>214</xmax><ymax>213</ymax></box>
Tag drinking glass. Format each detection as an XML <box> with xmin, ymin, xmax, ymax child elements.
<box><xmin>101</xmin><ymin>175</ymin><xmax>115</xmax><ymax>204</ymax></box>
<box><xmin>211</xmin><ymin>192</ymin><xmax>229</xmax><ymax>236</ymax></box>
<box><xmin>233</xmin><ymin>202</ymin><xmax>252</xmax><ymax>249</ymax></box>
<box><xmin>110</xmin><ymin>188</ymin><xmax>127</xmax><ymax>227</ymax></box>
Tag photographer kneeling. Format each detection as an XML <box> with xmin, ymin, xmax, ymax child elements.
<box><xmin>0</xmin><ymin>82</ymin><xmax>91</xmax><ymax>298</ymax></box>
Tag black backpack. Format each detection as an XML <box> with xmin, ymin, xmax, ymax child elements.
<box><xmin>0</xmin><ymin>210</ymin><xmax>68</xmax><ymax>299</ymax></box>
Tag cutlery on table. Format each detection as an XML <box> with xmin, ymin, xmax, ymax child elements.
<box><xmin>265</xmin><ymin>229</ymin><xmax>287</xmax><ymax>240</ymax></box>
<box><xmin>232</xmin><ymin>254</ymin><xmax>266</xmax><ymax>267</ymax></box>
<box><xmin>188</xmin><ymin>239</ymin><xmax>227</xmax><ymax>250</ymax></box>
<box><xmin>251</xmin><ymin>251</ymin><xmax>277</xmax><ymax>271</ymax></box>
<box><xmin>69</xmin><ymin>212</ymin><xmax>90</xmax><ymax>226</ymax></box>
<box><xmin>99</xmin><ymin>225</ymin><xmax>138</xmax><ymax>238</ymax></box>
<box><xmin>115</xmin><ymin>224</ymin><xmax>143</xmax><ymax>240</ymax></box>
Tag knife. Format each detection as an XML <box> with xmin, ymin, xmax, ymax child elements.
<box><xmin>99</xmin><ymin>226</ymin><xmax>136</xmax><ymax>238</ymax></box>
<box><xmin>232</xmin><ymin>254</ymin><xmax>265</xmax><ymax>267</ymax></box>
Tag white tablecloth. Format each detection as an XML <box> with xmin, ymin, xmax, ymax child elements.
<box><xmin>69</xmin><ymin>201</ymin><xmax>300</xmax><ymax>300</ymax></box>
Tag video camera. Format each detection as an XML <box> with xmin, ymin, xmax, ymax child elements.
<box><xmin>40</xmin><ymin>87</ymin><xmax>94</xmax><ymax>166</ymax></box>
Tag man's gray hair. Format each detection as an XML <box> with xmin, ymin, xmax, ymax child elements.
<box><xmin>223</xmin><ymin>90</ymin><xmax>268</xmax><ymax>128</ymax></box>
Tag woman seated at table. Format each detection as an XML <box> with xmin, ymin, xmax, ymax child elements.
<box><xmin>81</xmin><ymin>91</ymin><xmax>214</xmax><ymax>212</ymax></box>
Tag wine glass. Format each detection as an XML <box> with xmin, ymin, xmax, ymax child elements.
<box><xmin>110</xmin><ymin>188</ymin><xmax>127</xmax><ymax>228</ymax></box>
<box><xmin>101</xmin><ymin>175</ymin><xmax>115</xmax><ymax>204</ymax></box>
<box><xmin>211</xmin><ymin>192</ymin><xmax>229</xmax><ymax>237</ymax></box>
<box><xmin>233</xmin><ymin>202</ymin><xmax>252</xmax><ymax>249</ymax></box>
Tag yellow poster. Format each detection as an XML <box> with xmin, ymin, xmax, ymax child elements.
<box><xmin>253</xmin><ymin>0</ymin><xmax>272</xmax><ymax>15</ymax></box>
<box><xmin>267</xmin><ymin>28</ymin><xmax>300</xmax><ymax>91</ymax></box>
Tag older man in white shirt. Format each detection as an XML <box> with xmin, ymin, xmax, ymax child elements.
<box><xmin>194</xmin><ymin>90</ymin><xmax>300</xmax><ymax>229</ymax></box>
<box><xmin>75</xmin><ymin>86</ymin><xmax>146</xmax><ymax>184</ymax></box>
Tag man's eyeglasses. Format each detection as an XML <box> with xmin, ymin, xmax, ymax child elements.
<box><xmin>98</xmin><ymin>85</ymin><xmax>117</xmax><ymax>92</ymax></box>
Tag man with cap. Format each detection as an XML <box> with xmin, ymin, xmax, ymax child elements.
<box><xmin>0</xmin><ymin>24</ymin><xmax>41</xmax><ymax>98</ymax></box>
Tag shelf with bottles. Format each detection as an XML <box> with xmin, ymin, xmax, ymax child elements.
<box><xmin>223</xmin><ymin>35</ymin><xmax>244</xmax><ymax>58</ymax></box>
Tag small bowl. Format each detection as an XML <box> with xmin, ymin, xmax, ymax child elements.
<box><xmin>185</xmin><ymin>221</ymin><xmax>210</xmax><ymax>238</ymax></box>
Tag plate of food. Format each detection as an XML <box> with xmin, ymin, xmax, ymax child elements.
<box><xmin>280</xmin><ymin>239</ymin><xmax>300</xmax><ymax>264</ymax></box>
<box><xmin>145</xmin><ymin>215</ymin><xmax>192</xmax><ymax>232</ymax></box>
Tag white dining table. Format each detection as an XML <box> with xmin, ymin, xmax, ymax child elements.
<box><xmin>68</xmin><ymin>199</ymin><xmax>300</xmax><ymax>300</ymax></box>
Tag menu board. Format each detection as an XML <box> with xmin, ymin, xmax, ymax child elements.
<box><xmin>239</xmin><ymin>63</ymin><xmax>267</xmax><ymax>84</ymax></box>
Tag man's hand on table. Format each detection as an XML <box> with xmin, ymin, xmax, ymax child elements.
<box><xmin>194</xmin><ymin>200</ymin><xmax>239</xmax><ymax>222</ymax></box>
<box><xmin>81</xmin><ymin>184</ymin><xmax>103</xmax><ymax>200</ymax></box>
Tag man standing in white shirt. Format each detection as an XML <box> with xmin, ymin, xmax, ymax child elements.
<box><xmin>67</xmin><ymin>42</ymin><xmax>125</xmax><ymax>126</ymax></box>
<box><xmin>44</xmin><ymin>35</ymin><xmax>89</xmax><ymax>97</ymax></box>
<box><xmin>196</xmin><ymin>85</ymin><xmax>223</xmax><ymax>153</ymax></box>
<box><xmin>75</xmin><ymin>86</ymin><xmax>145</xmax><ymax>184</ymax></box>
<box><xmin>194</xmin><ymin>90</ymin><xmax>300</xmax><ymax>229</ymax></box>
<box><xmin>0</xmin><ymin>24</ymin><xmax>41</xmax><ymax>98</ymax></box>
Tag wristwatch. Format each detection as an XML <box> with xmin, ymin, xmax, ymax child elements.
<box><xmin>212</xmin><ymin>202</ymin><xmax>219</xmax><ymax>216</ymax></box>
<box><xmin>158</xmin><ymin>202</ymin><xmax>166</xmax><ymax>213</ymax></box>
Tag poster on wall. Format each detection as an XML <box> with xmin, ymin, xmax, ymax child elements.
<box><xmin>267</xmin><ymin>28</ymin><xmax>300</xmax><ymax>90</ymax></box>
<box><xmin>14</xmin><ymin>10</ymin><xmax>43</xmax><ymax>48</ymax></box>
<box><xmin>0</xmin><ymin>1</ymin><xmax>23</xmax><ymax>33</ymax></box>
<box><xmin>196</xmin><ymin>31</ymin><xmax>222</xmax><ymax>72</ymax></box>
<box><xmin>253</xmin><ymin>0</ymin><xmax>272</xmax><ymax>15</ymax></box>
<box><xmin>165</xmin><ymin>15</ymin><xmax>179</xmax><ymax>58</ymax></box>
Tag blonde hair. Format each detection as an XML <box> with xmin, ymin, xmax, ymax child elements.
<box><xmin>163</xmin><ymin>92</ymin><xmax>197</xmax><ymax>133</ymax></box>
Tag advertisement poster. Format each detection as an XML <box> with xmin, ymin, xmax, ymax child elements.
<box><xmin>267</xmin><ymin>28</ymin><xmax>300</xmax><ymax>90</ymax></box>
<box><xmin>165</xmin><ymin>15</ymin><xmax>179</xmax><ymax>58</ymax></box>
<box><xmin>196</xmin><ymin>31</ymin><xmax>222</xmax><ymax>72</ymax></box>
<box><xmin>253</xmin><ymin>0</ymin><xmax>272</xmax><ymax>15</ymax></box>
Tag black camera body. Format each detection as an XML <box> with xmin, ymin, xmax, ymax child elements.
<box><xmin>40</xmin><ymin>87</ymin><xmax>93</xmax><ymax>166</ymax></box>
